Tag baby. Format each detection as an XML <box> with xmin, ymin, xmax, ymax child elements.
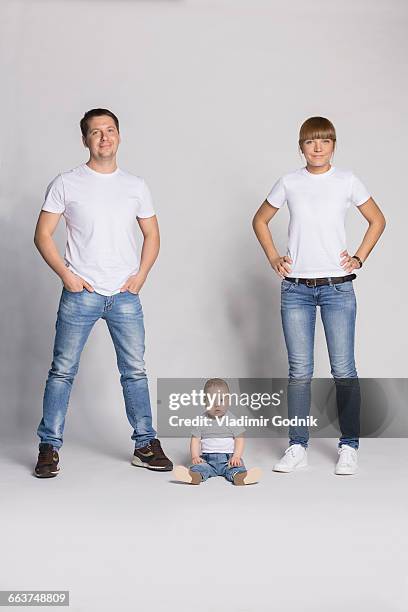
<box><xmin>173</xmin><ymin>378</ymin><xmax>261</xmax><ymax>485</ymax></box>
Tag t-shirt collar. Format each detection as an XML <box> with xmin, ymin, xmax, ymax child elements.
<box><xmin>83</xmin><ymin>163</ymin><xmax>120</xmax><ymax>177</ymax></box>
<box><xmin>302</xmin><ymin>165</ymin><xmax>335</xmax><ymax>178</ymax></box>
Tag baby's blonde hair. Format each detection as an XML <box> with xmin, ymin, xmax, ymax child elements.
<box><xmin>203</xmin><ymin>378</ymin><xmax>230</xmax><ymax>395</ymax></box>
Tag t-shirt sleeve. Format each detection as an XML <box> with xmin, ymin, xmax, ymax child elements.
<box><xmin>41</xmin><ymin>174</ymin><xmax>65</xmax><ymax>214</ymax></box>
<box><xmin>137</xmin><ymin>179</ymin><xmax>156</xmax><ymax>218</ymax></box>
<box><xmin>266</xmin><ymin>176</ymin><xmax>286</xmax><ymax>208</ymax></box>
<box><xmin>191</xmin><ymin>426</ymin><xmax>201</xmax><ymax>438</ymax></box>
<box><xmin>227</xmin><ymin>413</ymin><xmax>245</xmax><ymax>437</ymax></box>
<box><xmin>350</xmin><ymin>173</ymin><xmax>371</xmax><ymax>207</ymax></box>
<box><xmin>230</xmin><ymin>423</ymin><xmax>245</xmax><ymax>437</ymax></box>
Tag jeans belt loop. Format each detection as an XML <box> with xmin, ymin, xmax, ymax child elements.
<box><xmin>328</xmin><ymin>276</ymin><xmax>333</xmax><ymax>286</ymax></box>
<box><xmin>306</xmin><ymin>278</ymin><xmax>316</xmax><ymax>287</ymax></box>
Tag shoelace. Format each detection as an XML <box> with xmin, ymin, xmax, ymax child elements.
<box><xmin>149</xmin><ymin>439</ymin><xmax>166</xmax><ymax>458</ymax></box>
<box><xmin>285</xmin><ymin>446</ymin><xmax>300</xmax><ymax>457</ymax></box>
<box><xmin>38</xmin><ymin>448</ymin><xmax>54</xmax><ymax>464</ymax></box>
<box><xmin>339</xmin><ymin>447</ymin><xmax>356</xmax><ymax>466</ymax></box>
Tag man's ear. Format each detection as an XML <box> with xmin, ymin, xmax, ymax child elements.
<box><xmin>82</xmin><ymin>136</ymin><xmax>88</xmax><ymax>149</ymax></box>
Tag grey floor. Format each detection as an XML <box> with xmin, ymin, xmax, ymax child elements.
<box><xmin>1</xmin><ymin>438</ymin><xmax>407</xmax><ymax>612</ymax></box>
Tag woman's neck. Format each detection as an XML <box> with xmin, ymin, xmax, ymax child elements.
<box><xmin>305</xmin><ymin>162</ymin><xmax>332</xmax><ymax>175</ymax></box>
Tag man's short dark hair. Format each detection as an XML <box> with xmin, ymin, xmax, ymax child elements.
<box><xmin>80</xmin><ymin>108</ymin><xmax>120</xmax><ymax>139</ymax></box>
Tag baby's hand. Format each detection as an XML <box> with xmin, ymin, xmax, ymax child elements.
<box><xmin>191</xmin><ymin>456</ymin><xmax>204</xmax><ymax>465</ymax></box>
<box><xmin>228</xmin><ymin>455</ymin><xmax>242</xmax><ymax>467</ymax></box>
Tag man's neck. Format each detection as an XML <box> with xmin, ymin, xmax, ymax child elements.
<box><xmin>86</xmin><ymin>158</ymin><xmax>118</xmax><ymax>174</ymax></box>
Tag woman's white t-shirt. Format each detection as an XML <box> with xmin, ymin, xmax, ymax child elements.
<box><xmin>41</xmin><ymin>163</ymin><xmax>155</xmax><ymax>296</ymax></box>
<box><xmin>266</xmin><ymin>166</ymin><xmax>371</xmax><ymax>278</ymax></box>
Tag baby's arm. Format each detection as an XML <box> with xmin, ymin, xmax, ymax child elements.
<box><xmin>229</xmin><ymin>436</ymin><xmax>245</xmax><ymax>466</ymax></box>
<box><xmin>190</xmin><ymin>436</ymin><xmax>204</xmax><ymax>464</ymax></box>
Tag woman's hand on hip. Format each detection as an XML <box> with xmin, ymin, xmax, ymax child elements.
<box><xmin>271</xmin><ymin>255</ymin><xmax>292</xmax><ymax>278</ymax></box>
<box><xmin>340</xmin><ymin>250</ymin><xmax>361</xmax><ymax>273</ymax></box>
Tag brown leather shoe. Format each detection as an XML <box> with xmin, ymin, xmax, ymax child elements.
<box><xmin>34</xmin><ymin>443</ymin><xmax>60</xmax><ymax>478</ymax></box>
<box><xmin>131</xmin><ymin>438</ymin><xmax>173</xmax><ymax>471</ymax></box>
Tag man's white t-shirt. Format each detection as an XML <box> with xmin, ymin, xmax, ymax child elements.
<box><xmin>41</xmin><ymin>163</ymin><xmax>155</xmax><ymax>296</ymax></box>
<box><xmin>266</xmin><ymin>166</ymin><xmax>371</xmax><ymax>278</ymax></box>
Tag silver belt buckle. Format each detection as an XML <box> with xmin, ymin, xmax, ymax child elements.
<box><xmin>306</xmin><ymin>279</ymin><xmax>317</xmax><ymax>287</ymax></box>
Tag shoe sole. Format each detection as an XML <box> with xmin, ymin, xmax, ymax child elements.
<box><xmin>234</xmin><ymin>467</ymin><xmax>262</xmax><ymax>486</ymax></box>
<box><xmin>172</xmin><ymin>465</ymin><xmax>202</xmax><ymax>484</ymax></box>
<box><xmin>131</xmin><ymin>456</ymin><xmax>173</xmax><ymax>471</ymax></box>
<box><xmin>273</xmin><ymin>460</ymin><xmax>308</xmax><ymax>473</ymax></box>
<box><xmin>34</xmin><ymin>470</ymin><xmax>60</xmax><ymax>478</ymax></box>
<box><xmin>335</xmin><ymin>468</ymin><xmax>357</xmax><ymax>475</ymax></box>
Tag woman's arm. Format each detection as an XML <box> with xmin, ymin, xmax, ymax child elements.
<box><xmin>252</xmin><ymin>201</ymin><xmax>292</xmax><ymax>278</ymax></box>
<box><xmin>341</xmin><ymin>197</ymin><xmax>386</xmax><ymax>273</ymax></box>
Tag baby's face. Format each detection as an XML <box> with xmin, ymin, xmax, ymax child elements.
<box><xmin>206</xmin><ymin>387</ymin><xmax>229</xmax><ymax>417</ymax></box>
<box><xmin>207</xmin><ymin>404</ymin><xmax>227</xmax><ymax>417</ymax></box>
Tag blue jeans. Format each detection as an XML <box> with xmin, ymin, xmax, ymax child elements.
<box><xmin>189</xmin><ymin>453</ymin><xmax>247</xmax><ymax>483</ymax></box>
<box><xmin>37</xmin><ymin>288</ymin><xmax>156</xmax><ymax>450</ymax></box>
<box><xmin>281</xmin><ymin>279</ymin><xmax>360</xmax><ymax>450</ymax></box>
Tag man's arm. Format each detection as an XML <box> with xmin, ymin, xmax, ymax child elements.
<box><xmin>120</xmin><ymin>215</ymin><xmax>160</xmax><ymax>293</ymax></box>
<box><xmin>34</xmin><ymin>210</ymin><xmax>94</xmax><ymax>292</ymax></box>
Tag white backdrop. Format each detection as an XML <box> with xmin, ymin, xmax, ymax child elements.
<box><xmin>1</xmin><ymin>0</ymin><xmax>406</xmax><ymax>446</ymax></box>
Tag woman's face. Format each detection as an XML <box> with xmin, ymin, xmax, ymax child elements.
<box><xmin>301</xmin><ymin>138</ymin><xmax>334</xmax><ymax>168</ymax></box>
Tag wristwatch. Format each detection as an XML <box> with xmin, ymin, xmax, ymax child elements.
<box><xmin>352</xmin><ymin>255</ymin><xmax>363</xmax><ymax>268</ymax></box>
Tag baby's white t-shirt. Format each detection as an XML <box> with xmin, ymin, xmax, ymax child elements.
<box><xmin>266</xmin><ymin>166</ymin><xmax>370</xmax><ymax>278</ymax></box>
<box><xmin>41</xmin><ymin>163</ymin><xmax>155</xmax><ymax>295</ymax></box>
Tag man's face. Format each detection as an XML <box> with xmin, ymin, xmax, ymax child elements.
<box><xmin>83</xmin><ymin>115</ymin><xmax>120</xmax><ymax>161</ymax></box>
<box><xmin>301</xmin><ymin>138</ymin><xmax>334</xmax><ymax>168</ymax></box>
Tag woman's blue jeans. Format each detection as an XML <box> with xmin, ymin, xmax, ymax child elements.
<box><xmin>281</xmin><ymin>279</ymin><xmax>360</xmax><ymax>450</ymax></box>
<box><xmin>37</xmin><ymin>288</ymin><xmax>156</xmax><ymax>450</ymax></box>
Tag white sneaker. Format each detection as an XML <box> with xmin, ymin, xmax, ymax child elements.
<box><xmin>273</xmin><ymin>444</ymin><xmax>308</xmax><ymax>472</ymax></box>
<box><xmin>335</xmin><ymin>445</ymin><xmax>358</xmax><ymax>475</ymax></box>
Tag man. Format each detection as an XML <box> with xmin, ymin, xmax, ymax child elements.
<box><xmin>33</xmin><ymin>108</ymin><xmax>172</xmax><ymax>477</ymax></box>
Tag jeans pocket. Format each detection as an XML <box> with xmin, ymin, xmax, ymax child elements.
<box><xmin>281</xmin><ymin>279</ymin><xmax>295</xmax><ymax>293</ymax></box>
<box><xmin>63</xmin><ymin>287</ymin><xmax>85</xmax><ymax>294</ymax></box>
<box><xmin>332</xmin><ymin>281</ymin><xmax>354</xmax><ymax>293</ymax></box>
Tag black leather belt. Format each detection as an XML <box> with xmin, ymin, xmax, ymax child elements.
<box><xmin>284</xmin><ymin>274</ymin><xmax>356</xmax><ymax>287</ymax></box>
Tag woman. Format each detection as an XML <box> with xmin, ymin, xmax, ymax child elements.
<box><xmin>252</xmin><ymin>116</ymin><xmax>386</xmax><ymax>475</ymax></box>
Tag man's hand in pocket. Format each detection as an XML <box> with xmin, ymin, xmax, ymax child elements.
<box><xmin>62</xmin><ymin>269</ymin><xmax>94</xmax><ymax>292</ymax></box>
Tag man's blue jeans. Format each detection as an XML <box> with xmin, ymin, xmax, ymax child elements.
<box><xmin>37</xmin><ymin>288</ymin><xmax>156</xmax><ymax>450</ymax></box>
<box><xmin>189</xmin><ymin>453</ymin><xmax>247</xmax><ymax>483</ymax></box>
<box><xmin>281</xmin><ymin>279</ymin><xmax>360</xmax><ymax>450</ymax></box>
